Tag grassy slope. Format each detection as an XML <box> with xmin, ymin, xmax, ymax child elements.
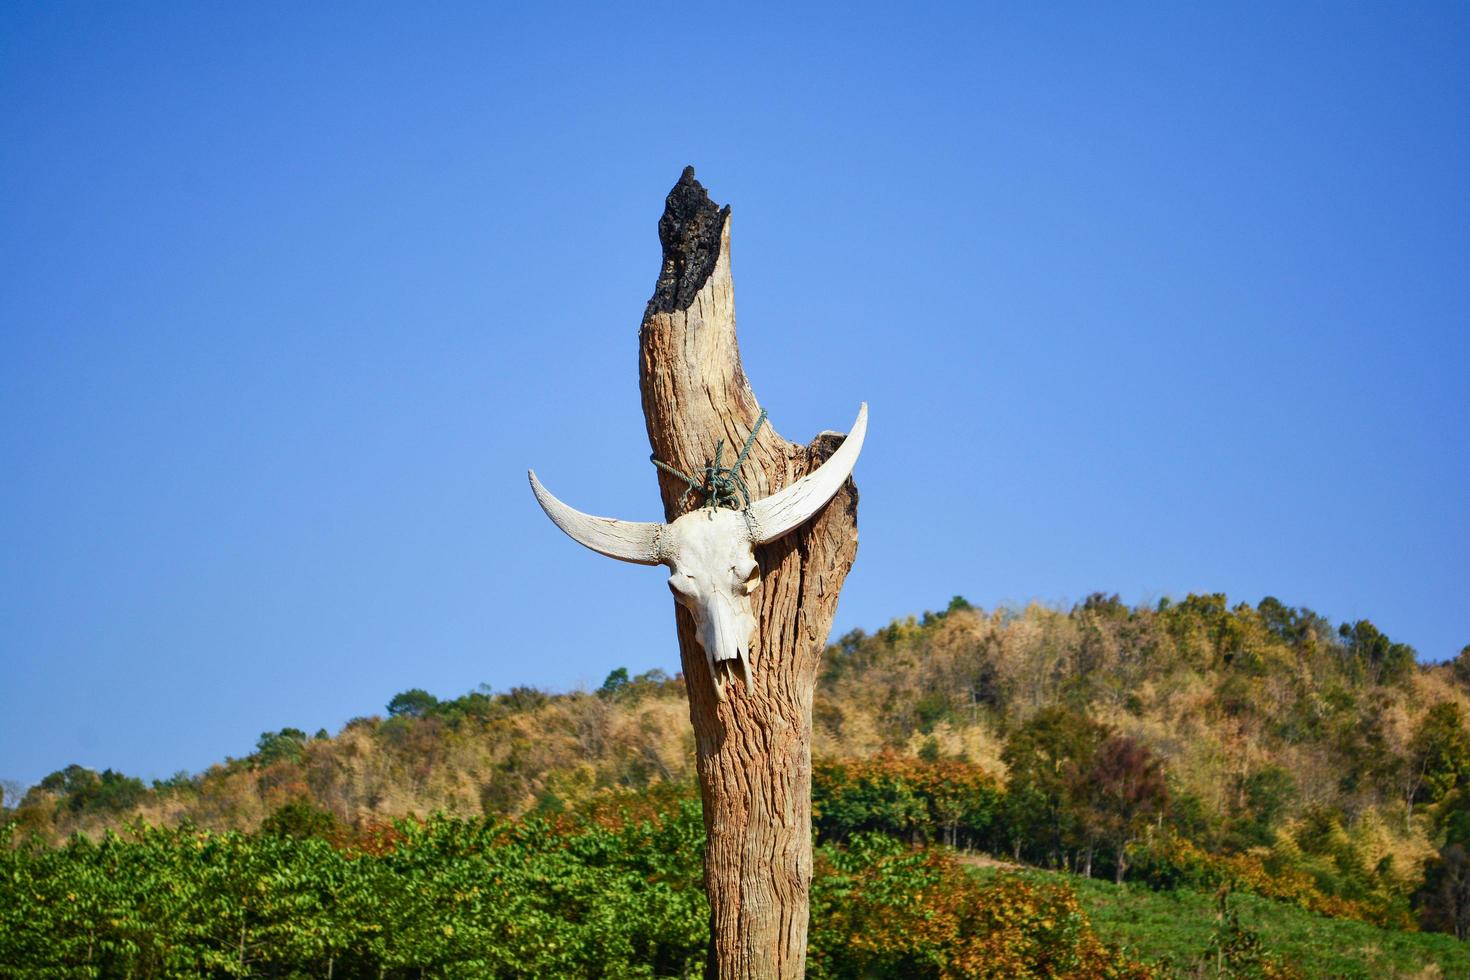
<box><xmin>971</xmin><ymin>866</ymin><xmax>1465</xmax><ymax>979</ymax></box>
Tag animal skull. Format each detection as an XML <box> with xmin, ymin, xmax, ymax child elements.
<box><xmin>528</xmin><ymin>404</ymin><xmax>866</xmax><ymax>699</ymax></box>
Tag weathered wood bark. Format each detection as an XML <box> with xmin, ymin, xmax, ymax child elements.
<box><xmin>639</xmin><ymin>168</ymin><xmax>860</xmax><ymax>980</ymax></box>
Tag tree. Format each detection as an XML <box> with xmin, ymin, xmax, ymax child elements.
<box><xmin>1077</xmin><ymin>734</ymin><xmax>1168</xmax><ymax>883</ymax></box>
<box><xmin>259</xmin><ymin>800</ymin><xmax>342</xmax><ymax>840</ymax></box>
<box><xmin>386</xmin><ymin>688</ymin><xmax>439</xmax><ymax>718</ymax></box>
<box><xmin>1406</xmin><ymin>702</ymin><xmax>1470</xmax><ymax>810</ymax></box>
<box><xmin>1200</xmin><ymin>890</ymin><xmax>1296</xmax><ymax>976</ymax></box>
<box><xmin>1416</xmin><ymin>844</ymin><xmax>1470</xmax><ymax>940</ymax></box>
<box><xmin>597</xmin><ymin>667</ymin><xmax>631</xmax><ymax>699</ymax></box>
<box><xmin>1452</xmin><ymin>645</ymin><xmax>1470</xmax><ymax>688</ymax></box>
<box><xmin>1257</xmin><ymin>596</ymin><xmax>1331</xmax><ymax>650</ymax></box>
<box><xmin>34</xmin><ymin>764</ymin><xmax>145</xmax><ymax>814</ymax></box>
<box><xmin>1332</xmin><ymin>692</ymin><xmax>1401</xmax><ymax>806</ymax></box>
<box><xmin>634</xmin><ymin>168</ymin><xmax>862</xmax><ymax>979</ymax></box>
<box><xmin>1338</xmin><ymin>619</ymin><xmax>1415</xmax><ymax>686</ymax></box>
<box><xmin>1001</xmin><ymin>707</ymin><xmax>1108</xmax><ymax>869</ymax></box>
<box><xmin>255</xmin><ymin>729</ymin><xmax>308</xmax><ymax>766</ymax></box>
<box><xmin>1231</xmin><ymin>765</ymin><xmax>1297</xmax><ymax>848</ymax></box>
<box><xmin>37</xmin><ymin>763</ymin><xmax>94</xmax><ymax>796</ymax></box>
<box><xmin>810</xmin><ymin>758</ymin><xmax>927</xmax><ymax>844</ymax></box>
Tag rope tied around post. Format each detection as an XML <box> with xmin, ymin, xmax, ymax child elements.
<box><xmin>651</xmin><ymin>409</ymin><xmax>768</xmax><ymax>514</ymax></box>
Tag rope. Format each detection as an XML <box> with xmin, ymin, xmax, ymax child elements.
<box><xmin>651</xmin><ymin>409</ymin><xmax>768</xmax><ymax>513</ymax></box>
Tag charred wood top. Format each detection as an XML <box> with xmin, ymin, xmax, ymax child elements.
<box><xmin>646</xmin><ymin>166</ymin><xmax>731</xmax><ymax>317</ymax></box>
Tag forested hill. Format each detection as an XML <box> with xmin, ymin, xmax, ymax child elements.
<box><xmin>9</xmin><ymin>594</ymin><xmax>1470</xmax><ymax>938</ymax></box>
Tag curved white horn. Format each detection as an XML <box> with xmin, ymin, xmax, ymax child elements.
<box><xmin>747</xmin><ymin>403</ymin><xmax>867</xmax><ymax>544</ymax></box>
<box><xmin>528</xmin><ymin>471</ymin><xmax>665</xmax><ymax>565</ymax></box>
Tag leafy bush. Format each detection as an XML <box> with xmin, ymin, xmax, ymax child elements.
<box><xmin>259</xmin><ymin>799</ymin><xmax>343</xmax><ymax>841</ymax></box>
<box><xmin>0</xmin><ymin>790</ymin><xmax>1152</xmax><ymax>978</ymax></box>
<box><xmin>386</xmin><ymin>688</ymin><xmax>440</xmax><ymax>718</ymax></box>
<box><xmin>0</xmin><ymin>798</ymin><xmax>709</xmax><ymax>978</ymax></box>
<box><xmin>35</xmin><ymin>765</ymin><xmax>147</xmax><ymax>815</ymax></box>
<box><xmin>1198</xmin><ymin>891</ymin><xmax>1304</xmax><ymax>979</ymax></box>
<box><xmin>809</xmin><ymin>834</ymin><xmax>1150</xmax><ymax>979</ymax></box>
<box><xmin>813</xmin><ymin>754</ymin><xmax>1000</xmax><ymax>849</ymax></box>
<box><xmin>1127</xmin><ymin>830</ymin><xmax>1410</xmax><ymax>929</ymax></box>
<box><xmin>253</xmin><ymin>728</ymin><xmax>308</xmax><ymax>767</ymax></box>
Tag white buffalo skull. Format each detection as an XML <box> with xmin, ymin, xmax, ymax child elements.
<box><xmin>528</xmin><ymin>404</ymin><xmax>867</xmax><ymax>699</ymax></box>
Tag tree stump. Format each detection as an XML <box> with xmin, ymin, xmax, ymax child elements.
<box><xmin>639</xmin><ymin>167</ymin><xmax>861</xmax><ymax>980</ymax></box>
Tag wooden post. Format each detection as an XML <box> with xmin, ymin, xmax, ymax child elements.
<box><xmin>639</xmin><ymin>167</ymin><xmax>860</xmax><ymax>979</ymax></box>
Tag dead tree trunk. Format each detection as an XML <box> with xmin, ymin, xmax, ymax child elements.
<box><xmin>639</xmin><ymin>167</ymin><xmax>860</xmax><ymax>979</ymax></box>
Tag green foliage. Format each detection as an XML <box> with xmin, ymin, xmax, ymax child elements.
<box><xmin>499</xmin><ymin>686</ymin><xmax>549</xmax><ymax>712</ymax></box>
<box><xmin>386</xmin><ymin>688</ymin><xmax>440</xmax><ymax>718</ymax></box>
<box><xmin>1222</xmin><ymin>766</ymin><xmax>1299</xmax><ymax>851</ymax></box>
<box><xmin>598</xmin><ymin>666</ymin><xmax>631</xmax><ymax>698</ymax></box>
<box><xmin>254</xmin><ymin>728</ymin><xmax>308</xmax><ymax>766</ymax></box>
<box><xmin>1201</xmin><ymin>891</ymin><xmax>1302</xmax><ymax>979</ymax></box>
<box><xmin>152</xmin><ymin>770</ymin><xmax>197</xmax><ymax>795</ymax></box>
<box><xmin>0</xmin><ymin>793</ymin><xmax>1151</xmax><ymax>979</ymax></box>
<box><xmin>1241</xmin><ymin>767</ymin><xmax>1296</xmax><ymax>835</ymax></box>
<box><xmin>33</xmin><ymin>765</ymin><xmax>146</xmax><ymax>814</ymax></box>
<box><xmin>814</xmin><ymin>755</ymin><xmax>1000</xmax><ymax>850</ymax></box>
<box><xmin>1125</xmin><ymin>826</ymin><xmax>1409</xmax><ymax>929</ymax></box>
<box><xmin>1436</xmin><ymin>786</ymin><xmax>1470</xmax><ymax>850</ymax></box>
<box><xmin>1040</xmin><ymin>866</ymin><xmax>1468</xmax><ymax>978</ymax></box>
<box><xmin>1337</xmin><ymin>620</ymin><xmax>1416</xmax><ymax>686</ymax></box>
<box><xmin>1255</xmin><ymin>596</ymin><xmax>1333</xmax><ymax>651</ymax></box>
<box><xmin>426</xmin><ymin>686</ymin><xmax>498</xmax><ymax>727</ymax></box>
<box><xmin>1414</xmin><ymin>843</ymin><xmax>1470</xmax><ymax>940</ymax></box>
<box><xmin>1001</xmin><ymin>707</ymin><xmax>1108</xmax><ymax>867</ymax></box>
<box><xmin>809</xmin><ymin>834</ymin><xmax>1149</xmax><ymax>979</ymax></box>
<box><xmin>1452</xmin><ymin>644</ymin><xmax>1470</xmax><ymax>688</ymax></box>
<box><xmin>602</xmin><ymin>668</ymin><xmax>678</xmax><ymax>704</ymax></box>
<box><xmin>259</xmin><ymin>800</ymin><xmax>343</xmax><ymax>841</ymax></box>
<box><xmin>8</xmin><ymin>592</ymin><xmax>1456</xmax><ymax>957</ymax></box>
<box><xmin>1409</xmin><ymin>701</ymin><xmax>1470</xmax><ymax>804</ymax></box>
<box><xmin>0</xmin><ymin>797</ymin><xmax>710</xmax><ymax>978</ymax></box>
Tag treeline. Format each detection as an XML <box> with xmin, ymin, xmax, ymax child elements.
<box><xmin>812</xmin><ymin>753</ymin><xmax>1409</xmax><ymax>929</ymax></box>
<box><xmin>0</xmin><ymin>790</ymin><xmax>1154</xmax><ymax>979</ymax></box>
<box><xmin>817</xmin><ymin>596</ymin><xmax>1470</xmax><ymax>932</ymax></box>
<box><xmin>7</xmin><ymin>594</ymin><xmax>1470</xmax><ymax>938</ymax></box>
<box><xmin>6</xmin><ymin>669</ymin><xmax>696</xmax><ymax>841</ymax></box>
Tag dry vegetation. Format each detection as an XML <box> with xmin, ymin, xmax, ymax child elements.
<box><xmin>10</xmin><ymin>593</ymin><xmax>1470</xmax><ymax>939</ymax></box>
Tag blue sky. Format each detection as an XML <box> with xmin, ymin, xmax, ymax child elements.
<box><xmin>2</xmin><ymin>3</ymin><xmax>1466</xmax><ymax>790</ymax></box>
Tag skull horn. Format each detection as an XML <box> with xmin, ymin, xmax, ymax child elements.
<box><xmin>747</xmin><ymin>403</ymin><xmax>867</xmax><ymax>544</ymax></box>
<box><xmin>527</xmin><ymin>471</ymin><xmax>665</xmax><ymax>565</ymax></box>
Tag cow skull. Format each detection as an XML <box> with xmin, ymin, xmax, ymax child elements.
<box><xmin>528</xmin><ymin>404</ymin><xmax>867</xmax><ymax>699</ymax></box>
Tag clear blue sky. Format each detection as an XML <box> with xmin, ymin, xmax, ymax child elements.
<box><xmin>3</xmin><ymin>3</ymin><xmax>1466</xmax><ymax>791</ymax></box>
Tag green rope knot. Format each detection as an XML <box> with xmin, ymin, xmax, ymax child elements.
<box><xmin>651</xmin><ymin>409</ymin><xmax>768</xmax><ymax>513</ymax></box>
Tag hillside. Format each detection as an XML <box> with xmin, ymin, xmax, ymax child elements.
<box><xmin>4</xmin><ymin>784</ymin><xmax>1466</xmax><ymax>977</ymax></box>
<box><xmin>986</xmin><ymin>864</ymin><xmax>1470</xmax><ymax>978</ymax></box>
<box><xmin>8</xmin><ymin>593</ymin><xmax>1470</xmax><ymax>949</ymax></box>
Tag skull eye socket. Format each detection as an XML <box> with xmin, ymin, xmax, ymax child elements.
<box><xmin>668</xmin><ymin>572</ymin><xmax>696</xmax><ymax>597</ymax></box>
<box><xmin>736</xmin><ymin>562</ymin><xmax>760</xmax><ymax>593</ymax></box>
